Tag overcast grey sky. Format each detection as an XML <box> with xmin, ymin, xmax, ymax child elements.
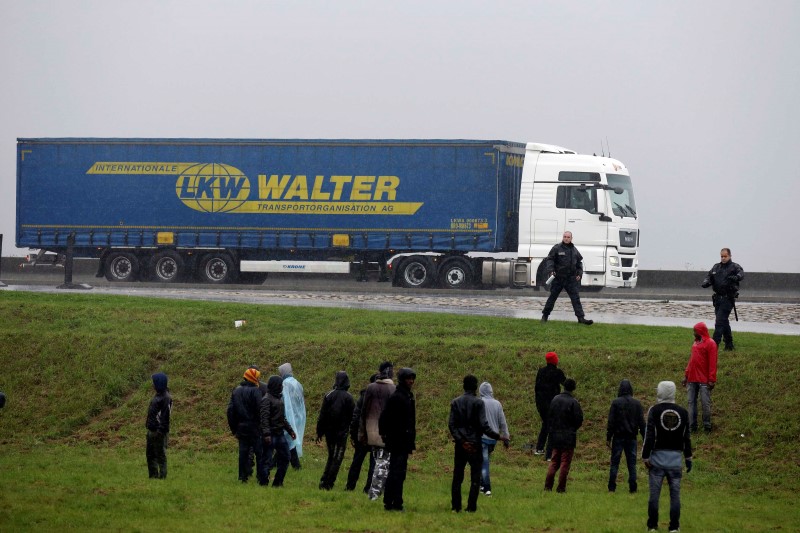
<box><xmin>2</xmin><ymin>1</ymin><xmax>799</xmax><ymax>272</ymax></box>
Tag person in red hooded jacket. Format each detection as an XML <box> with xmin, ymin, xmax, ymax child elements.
<box><xmin>681</xmin><ymin>322</ymin><xmax>718</xmax><ymax>432</ymax></box>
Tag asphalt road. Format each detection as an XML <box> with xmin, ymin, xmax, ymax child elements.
<box><xmin>3</xmin><ymin>266</ymin><xmax>799</xmax><ymax>336</ymax></box>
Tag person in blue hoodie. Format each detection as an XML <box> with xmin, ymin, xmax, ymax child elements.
<box><xmin>145</xmin><ymin>372</ymin><xmax>173</xmax><ymax>479</ymax></box>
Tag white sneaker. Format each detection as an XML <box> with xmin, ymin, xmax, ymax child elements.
<box><xmin>484</xmin><ymin>490</ymin><xmax>492</xmax><ymax>496</ymax></box>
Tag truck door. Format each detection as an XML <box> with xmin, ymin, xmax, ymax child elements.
<box><xmin>556</xmin><ymin>183</ymin><xmax>607</xmax><ymax>275</ymax></box>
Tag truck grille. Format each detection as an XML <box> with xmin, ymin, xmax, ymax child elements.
<box><xmin>619</xmin><ymin>230</ymin><xmax>637</xmax><ymax>249</ymax></box>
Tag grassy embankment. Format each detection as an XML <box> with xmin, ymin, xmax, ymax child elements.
<box><xmin>0</xmin><ymin>291</ymin><xmax>798</xmax><ymax>532</ymax></box>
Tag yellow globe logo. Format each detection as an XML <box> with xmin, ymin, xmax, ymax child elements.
<box><xmin>175</xmin><ymin>163</ymin><xmax>250</xmax><ymax>213</ymax></box>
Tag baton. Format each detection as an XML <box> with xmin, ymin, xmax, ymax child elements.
<box><xmin>732</xmin><ymin>298</ymin><xmax>738</xmax><ymax>322</ymax></box>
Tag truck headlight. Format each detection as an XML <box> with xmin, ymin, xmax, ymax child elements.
<box><xmin>609</xmin><ymin>256</ymin><xmax>619</xmax><ymax>266</ymax></box>
<box><xmin>611</xmin><ymin>270</ymin><xmax>620</xmax><ymax>277</ymax></box>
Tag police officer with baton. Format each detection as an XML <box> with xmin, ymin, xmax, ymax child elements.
<box><xmin>701</xmin><ymin>248</ymin><xmax>744</xmax><ymax>351</ymax></box>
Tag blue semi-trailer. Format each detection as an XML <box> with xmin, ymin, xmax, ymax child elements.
<box><xmin>16</xmin><ymin>138</ymin><xmax>639</xmax><ymax>288</ymax></box>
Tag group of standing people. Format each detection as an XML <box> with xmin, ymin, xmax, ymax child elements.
<box><xmin>140</xmin><ymin>245</ymin><xmax>735</xmax><ymax>530</ymax></box>
<box><xmin>531</xmin><ymin>314</ymin><xmax>718</xmax><ymax>532</ymax></box>
<box><xmin>225</xmin><ymin>363</ymin><xmax>305</xmax><ymax>487</ymax></box>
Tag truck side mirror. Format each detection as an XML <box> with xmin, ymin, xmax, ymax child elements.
<box><xmin>599</xmin><ymin>213</ymin><xmax>612</xmax><ymax>222</ymax></box>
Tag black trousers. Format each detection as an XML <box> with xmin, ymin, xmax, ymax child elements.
<box><xmin>383</xmin><ymin>451</ymin><xmax>409</xmax><ymax>510</ymax></box>
<box><xmin>542</xmin><ymin>276</ymin><xmax>585</xmax><ymax>318</ymax></box>
<box><xmin>346</xmin><ymin>441</ymin><xmax>375</xmax><ymax>491</ymax></box>
<box><xmin>146</xmin><ymin>430</ymin><xmax>168</xmax><ymax>479</ymax></box>
<box><xmin>320</xmin><ymin>436</ymin><xmax>347</xmax><ymax>489</ymax></box>
<box><xmin>712</xmin><ymin>294</ymin><xmax>735</xmax><ymax>348</ymax></box>
<box><xmin>451</xmin><ymin>443</ymin><xmax>482</xmax><ymax>512</ymax></box>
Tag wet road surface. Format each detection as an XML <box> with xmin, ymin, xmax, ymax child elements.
<box><xmin>3</xmin><ymin>281</ymin><xmax>799</xmax><ymax>335</ymax></box>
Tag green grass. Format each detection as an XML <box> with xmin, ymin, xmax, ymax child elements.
<box><xmin>0</xmin><ymin>290</ymin><xmax>798</xmax><ymax>531</ymax></box>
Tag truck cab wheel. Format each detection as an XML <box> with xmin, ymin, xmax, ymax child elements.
<box><xmin>439</xmin><ymin>257</ymin><xmax>474</xmax><ymax>289</ymax></box>
<box><xmin>104</xmin><ymin>252</ymin><xmax>139</xmax><ymax>282</ymax></box>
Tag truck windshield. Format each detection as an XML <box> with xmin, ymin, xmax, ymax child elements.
<box><xmin>607</xmin><ymin>173</ymin><xmax>636</xmax><ymax>218</ymax></box>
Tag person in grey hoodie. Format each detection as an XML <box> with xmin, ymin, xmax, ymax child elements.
<box><xmin>606</xmin><ymin>379</ymin><xmax>646</xmax><ymax>493</ymax></box>
<box><xmin>479</xmin><ymin>381</ymin><xmax>510</xmax><ymax>496</ymax></box>
<box><xmin>642</xmin><ymin>381</ymin><xmax>693</xmax><ymax>533</ymax></box>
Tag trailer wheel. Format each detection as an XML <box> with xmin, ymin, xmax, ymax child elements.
<box><xmin>150</xmin><ymin>250</ymin><xmax>184</xmax><ymax>283</ymax></box>
<box><xmin>198</xmin><ymin>253</ymin><xmax>237</xmax><ymax>284</ymax></box>
<box><xmin>439</xmin><ymin>257</ymin><xmax>474</xmax><ymax>289</ymax></box>
<box><xmin>398</xmin><ymin>256</ymin><xmax>435</xmax><ymax>289</ymax></box>
<box><xmin>104</xmin><ymin>252</ymin><xmax>139</xmax><ymax>282</ymax></box>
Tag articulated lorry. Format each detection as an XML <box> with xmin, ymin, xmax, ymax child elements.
<box><xmin>16</xmin><ymin>138</ymin><xmax>639</xmax><ymax>289</ymax></box>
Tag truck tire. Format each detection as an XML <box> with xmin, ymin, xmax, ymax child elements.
<box><xmin>150</xmin><ymin>250</ymin><xmax>184</xmax><ymax>283</ymax></box>
<box><xmin>198</xmin><ymin>253</ymin><xmax>237</xmax><ymax>284</ymax></box>
<box><xmin>439</xmin><ymin>257</ymin><xmax>474</xmax><ymax>289</ymax></box>
<box><xmin>398</xmin><ymin>256</ymin><xmax>435</xmax><ymax>289</ymax></box>
<box><xmin>104</xmin><ymin>252</ymin><xmax>139</xmax><ymax>282</ymax></box>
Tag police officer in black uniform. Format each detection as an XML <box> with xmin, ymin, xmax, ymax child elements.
<box><xmin>541</xmin><ymin>231</ymin><xmax>593</xmax><ymax>325</ymax></box>
<box><xmin>702</xmin><ymin>247</ymin><xmax>744</xmax><ymax>350</ymax></box>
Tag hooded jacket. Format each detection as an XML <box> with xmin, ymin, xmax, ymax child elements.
<box><xmin>642</xmin><ymin>381</ymin><xmax>692</xmax><ymax>466</ymax></box>
<box><xmin>547</xmin><ymin>389</ymin><xmax>584</xmax><ymax>449</ymax></box>
<box><xmin>316</xmin><ymin>371</ymin><xmax>355</xmax><ymax>441</ymax></box>
<box><xmin>480</xmin><ymin>382</ymin><xmax>509</xmax><ymax>442</ymax></box>
<box><xmin>359</xmin><ymin>372</ymin><xmax>396</xmax><ymax>447</ymax></box>
<box><xmin>685</xmin><ymin>323</ymin><xmax>718</xmax><ymax>384</ymax></box>
<box><xmin>544</xmin><ymin>241</ymin><xmax>584</xmax><ymax>279</ymax></box>
<box><xmin>146</xmin><ymin>373</ymin><xmax>172</xmax><ymax>434</ymax></box>
<box><xmin>260</xmin><ymin>375</ymin><xmax>295</xmax><ymax>437</ymax></box>
<box><xmin>606</xmin><ymin>379</ymin><xmax>646</xmax><ymax>442</ymax></box>
<box><xmin>227</xmin><ymin>379</ymin><xmax>263</xmax><ymax>437</ymax></box>
<box><xmin>379</xmin><ymin>368</ymin><xmax>417</xmax><ymax>454</ymax></box>
<box><xmin>279</xmin><ymin>363</ymin><xmax>306</xmax><ymax>456</ymax></box>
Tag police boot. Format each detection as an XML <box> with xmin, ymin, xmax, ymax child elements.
<box><xmin>577</xmin><ymin>316</ymin><xmax>594</xmax><ymax>325</ymax></box>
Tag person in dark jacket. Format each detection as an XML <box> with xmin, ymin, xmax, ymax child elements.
<box><xmin>701</xmin><ymin>247</ymin><xmax>744</xmax><ymax>350</ymax></box>
<box><xmin>541</xmin><ymin>231</ymin><xmax>593</xmax><ymax>325</ymax></box>
<box><xmin>345</xmin><ymin>373</ymin><xmax>377</xmax><ymax>492</ymax></box>
<box><xmin>227</xmin><ymin>367</ymin><xmax>267</xmax><ymax>484</ymax></box>
<box><xmin>544</xmin><ymin>378</ymin><xmax>583</xmax><ymax>492</ymax></box>
<box><xmin>642</xmin><ymin>381</ymin><xmax>693</xmax><ymax>532</ymax></box>
<box><xmin>260</xmin><ymin>375</ymin><xmax>296</xmax><ymax>487</ymax></box>
<box><xmin>448</xmin><ymin>375</ymin><xmax>506</xmax><ymax>513</ymax></box>
<box><xmin>316</xmin><ymin>370</ymin><xmax>355</xmax><ymax>490</ymax></box>
<box><xmin>379</xmin><ymin>368</ymin><xmax>417</xmax><ymax>512</ymax></box>
<box><xmin>0</xmin><ymin>391</ymin><xmax>6</xmax><ymax>409</ymax></box>
<box><xmin>360</xmin><ymin>361</ymin><xmax>396</xmax><ymax>500</ymax></box>
<box><xmin>145</xmin><ymin>372</ymin><xmax>173</xmax><ymax>479</ymax></box>
<box><xmin>534</xmin><ymin>351</ymin><xmax>566</xmax><ymax>458</ymax></box>
<box><xmin>606</xmin><ymin>379</ymin><xmax>646</xmax><ymax>493</ymax></box>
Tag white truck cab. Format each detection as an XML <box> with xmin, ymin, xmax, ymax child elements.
<box><xmin>519</xmin><ymin>143</ymin><xmax>639</xmax><ymax>289</ymax></box>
